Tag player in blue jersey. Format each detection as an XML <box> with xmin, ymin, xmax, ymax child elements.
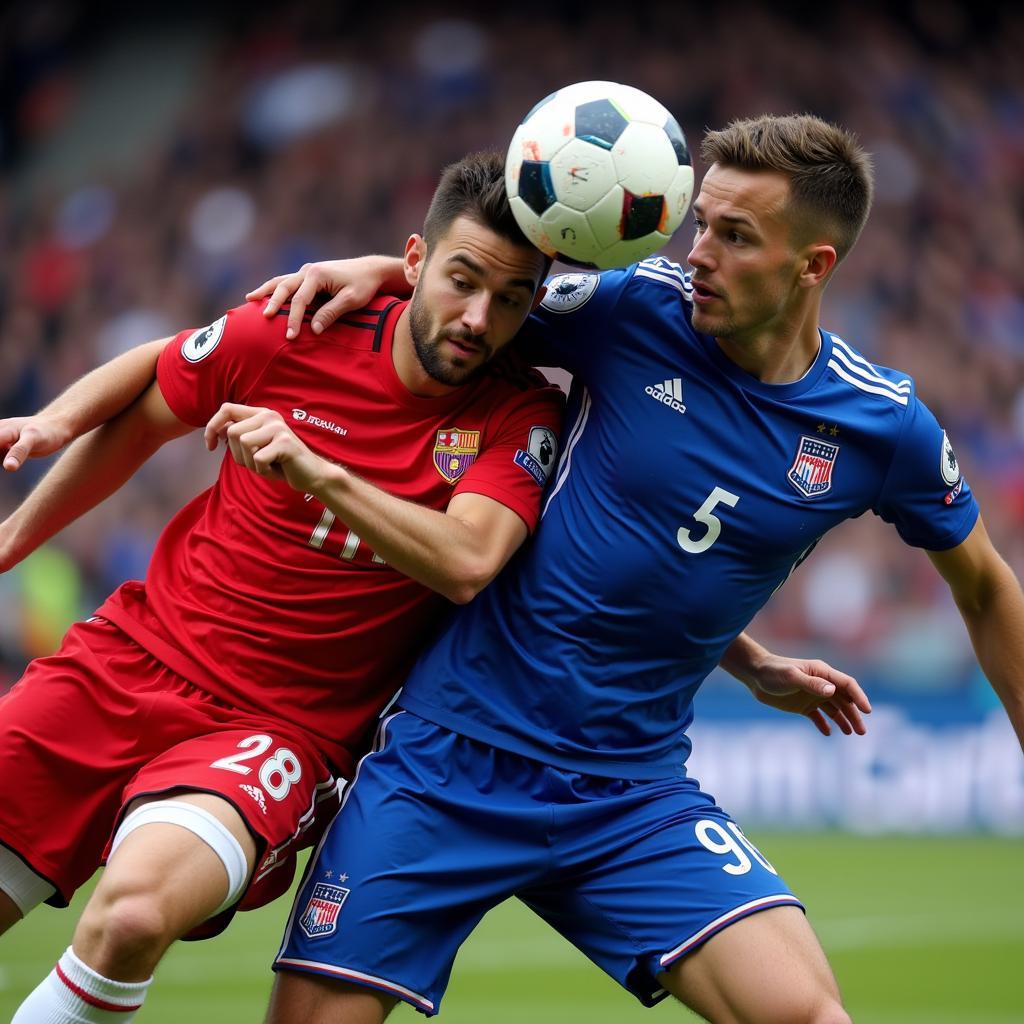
<box><xmin>246</xmin><ymin>114</ymin><xmax>1024</xmax><ymax>1024</ymax></box>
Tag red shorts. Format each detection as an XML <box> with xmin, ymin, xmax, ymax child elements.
<box><xmin>0</xmin><ymin>617</ymin><xmax>342</xmax><ymax>932</ymax></box>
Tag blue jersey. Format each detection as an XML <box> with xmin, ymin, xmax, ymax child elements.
<box><xmin>399</xmin><ymin>259</ymin><xmax>979</xmax><ymax>779</ymax></box>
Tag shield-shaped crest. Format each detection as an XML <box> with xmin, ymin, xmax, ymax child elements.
<box><xmin>433</xmin><ymin>429</ymin><xmax>481</xmax><ymax>484</ymax></box>
<box><xmin>787</xmin><ymin>435</ymin><xmax>839</xmax><ymax>499</ymax></box>
<box><xmin>298</xmin><ymin>883</ymin><xmax>350</xmax><ymax>939</ymax></box>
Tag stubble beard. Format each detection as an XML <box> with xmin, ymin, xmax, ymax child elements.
<box><xmin>408</xmin><ymin>291</ymin><xmax>490</xmax><ymax>387</ymax></box>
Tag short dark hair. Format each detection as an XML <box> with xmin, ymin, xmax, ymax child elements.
<box><xmin>701</xmin><ymin>114</ymin><xmax>874</xmax><ymax>262</ymax></box>
<box><xmin>422</xmin><ymin>151</ymin><xmax>534</xmax><ymax>252</ymax></box>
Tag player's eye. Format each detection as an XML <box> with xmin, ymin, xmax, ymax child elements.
<box><xmin>452</xmin><ymin>277</ymin><xmax>473</xmax><ymax>291</ymax></box>
<box><xmin>499</xmin><ymin>293</ymin><xmax>524</xmax><ymax>309</ymax></box>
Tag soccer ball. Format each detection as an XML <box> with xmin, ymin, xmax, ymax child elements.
<box><xmin>505</xmin><ymin>81</ymin><xmax>694</xmax><ymax>269</ymax></box>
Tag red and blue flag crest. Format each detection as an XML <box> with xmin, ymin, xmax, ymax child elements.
<box><xmin>433</xmin><ymin>429</ymin><xmax>480</xmax><ymax>484</ymax></box>
<box><xmin>787</xmin><ymin>435</ymin><xmax>839</xmax><ymax>499</ymax></box>
<box><xmin>298</xmin><ymin>883</ymin><xmax>350</xmax><ymax>939</ymax></box>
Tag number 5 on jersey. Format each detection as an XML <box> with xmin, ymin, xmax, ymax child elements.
<box><xmin>676</xmin><ymin>487</ymin><xmax>740</xmax><ymax>554</ymax></box>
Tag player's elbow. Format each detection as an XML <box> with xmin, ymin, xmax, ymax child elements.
<box><xmin>441</xmin><ymin>556</ymin><xmax>500</xmax><ymax>605</ymax></box>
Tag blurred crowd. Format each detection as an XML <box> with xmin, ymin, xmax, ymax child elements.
<box><xmin>0</xmin><ymin>0</ymin><xmax>1021</xmax><ymax>709</ymax></box>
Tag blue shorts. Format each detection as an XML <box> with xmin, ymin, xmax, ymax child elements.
<box><xmin>274</xmin><ymin>711</ymin><xmax>802</xmax><ymax>1015</ymax></box>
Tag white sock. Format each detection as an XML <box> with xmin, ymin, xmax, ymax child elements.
<box><xmin>11</xmin><ymin>946</ymin><xmax>152</xmax><ymax>1023</ymax></box>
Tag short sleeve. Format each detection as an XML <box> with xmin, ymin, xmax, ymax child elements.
<box><xmin>517</xmin><ymin>266</ymin><xmax>635</xmax><ymax>374</ymax></box>
<box><xmin>874</xmin><ymin>397</ymin><xmax>979</xmax><ymax>550</ymax></box>
<box><xmin>157</xmin><ymin>302</ymin><xmax>289</xmax><ymax>427</ymax></box>
<box><xmin>452</xmin><ymin>383</ymin><xmax>565</xmax><ymax>533</ymax></box>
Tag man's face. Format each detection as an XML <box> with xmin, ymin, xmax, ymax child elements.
<box><xmin>407</xmin><ymin>216</ymin><xmax>546</xmax><ymax>387</ymax></box>
<box><xmin>687</xmin><ymin>165</ymin><xmax>807</xmax><ymax>344</ymax></box>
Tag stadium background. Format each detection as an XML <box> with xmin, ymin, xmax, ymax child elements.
<box><xmin>0</xmin><ymin>1</ymin><xmax>1021</xmax><ymax>1020</ymax></box>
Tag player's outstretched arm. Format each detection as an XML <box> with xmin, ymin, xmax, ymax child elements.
<box><xmin>928</xmin><ymin>517</ymin><xmax>1024</xmax><ymax>751</ymax></box>
<box><xmin>720</xmin><ymin>632</ymin><xmax>872</xmax><ymax>737</ymax></box>
<box><xmin>246</xmin><ymin>256</ymin><xmax>408</xmax><ymax>340</ymax></box>
<box><xmin>0</xmin><ymin>380</ymin><xmax>193</xmax><ymax>573</ymax></box>
<box><xmin>0</xmin><ymin>338</ymin><xmax>168</xmax><ymax>473</ymax></box>
<box><xmin>206</xmin><ymin>403</ymin><xmax>528</xmax><ymax>604</ymax></box>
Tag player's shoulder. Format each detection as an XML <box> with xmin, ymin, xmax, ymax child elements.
<box><xmin>823</xmin><ymin>331</ymin><xmax>917</xmax><ymax>409</ymax></box>
<box><xmin>630</xmin><ymin>256</ymin><xmax>692</xmax><ymax>298</ymax></box>
<box><xmin>282</xmin><ymin>294</ymin><xmax>405</xmax><ymax>351</ymax></box>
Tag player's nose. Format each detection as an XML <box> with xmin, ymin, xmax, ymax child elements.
<box><xmin>461</xmin><ymin>293</ymin><xmax>491</xmax><ymax>336</ymax></box>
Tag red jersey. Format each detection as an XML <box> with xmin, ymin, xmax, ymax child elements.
<box><xmin>97</xmin><ymin>297</ymin><xmax>563</xmax><ymax>775</ymax></box>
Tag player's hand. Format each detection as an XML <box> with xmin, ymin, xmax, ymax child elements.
<box><xmin>205</xmin><ymin>403</ymin><xmax>327</xmax><ymax>494</ymax></box>
<box><xmin>245</xmin><ymin>257</ymin><xmax>402</xmax><ymax>341</ymax></box>
<box><xmin>748</xmin><ymin>655</ymin><xmax>871</xmax><ymax>737</ymax></box>
<box><xmin>0</xmin><ymin>415</ymin><xmax>72</xmax><ymax>471</ymax></box>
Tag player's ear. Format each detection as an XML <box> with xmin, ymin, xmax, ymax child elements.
<box><xmin>404</xmin><ymin>234</ymin><xmax>428</xmax><ymax>287</ymax></box>
<box><xmin>798</xmin><ymin>243</ymin><xmax>837</xmax><ymax>289</ymax></box>
<box><xmin>530</xmin><ymin>284</ymin><xmax>547</xmax><ymax>311</ymax></box>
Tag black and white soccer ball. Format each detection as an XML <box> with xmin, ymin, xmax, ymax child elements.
<box><xmin>505</xmin><ymin>81</ymin><xmax>694</xmax><ymax>269</ymax></box>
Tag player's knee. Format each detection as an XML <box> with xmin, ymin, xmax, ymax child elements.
<box><xmin>78</xmin><ymin>886</ymin><xmax>172</xmax><ymax>965</ymax></box>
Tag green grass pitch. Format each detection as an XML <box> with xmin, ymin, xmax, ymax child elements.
<box><xmin>2</xmin><ymin>834</ymin><xmax>1021</xmax><ymax>1022</ymax></box>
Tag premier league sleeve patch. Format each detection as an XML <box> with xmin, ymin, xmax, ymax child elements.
<box><xmin>539</xmin><ymin>273</ymin><xmax>599</xmax><ymax>314</ymax></box>
<box><xmin>940</xmin><ymin>431</ymin><xmax>960</xmax><ymax>486</ymax></box>
<box><xmin>298</xmin><ymin>882</ymin><xmax>351</xmax><ymax>940</ymax></box>
<box><xmin>181</xmin><ymin>315</ymin><xmax>227</xmax><ymax>362</ymax></box>
<box><xmin>514</xmin><ymin>425</ymin><xmax>560</xmax><ymax>487</ymax></box>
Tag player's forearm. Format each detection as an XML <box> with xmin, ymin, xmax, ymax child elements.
<box><xmin>37</xmin><ymin>339</ymin><xmax>167</xmax><ymax>442</ymax></box>
<box><xmin>718</xmin><ymin>632</ymin><xmax>771</xmax><ymax>692</ymax></box>
<box><xmin>311</xmin><ymin>466</ymin><xmax>500</xmax><ymax>603</ymax></box>
<box><xmin>957</xmin><ymin>567</ymin><xmax>1024</xmax><ymax>751</ymax></box>
<box><xmin>0</xmin><ymin>401</ymin><xmax>179</xmax><ymax>572</ymax></box>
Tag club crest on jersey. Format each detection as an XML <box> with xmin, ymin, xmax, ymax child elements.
<box><xmin>181</xmin><ymin>315</ymin><xmax>227</xmax><ymax>362</ymax></box>
<box><xmin>298</xmin><ymin>883</ymin><xmax>350</xmax><ymax>939</ymax></box>
<box><xmin>539</xmin><ymin>273</ymin><xmax>599</xmax><ymax>314</ymax></box>
<box><xmin>434</xmin><ymin>429</ymin><xmax>481</xmax><ymax>484</ymax></box>
<box><xmin>787</xmin><ymin>435</ymin><xmax>839</xmax><ymax>499</ymax></box>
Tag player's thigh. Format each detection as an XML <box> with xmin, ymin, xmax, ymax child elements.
<box><xmin>266</xmin><ymin>971</ymin><xmax>397</xmax><ymax>1024</ymax></box>
<box><xmin>661</xmin><ymin>905</ymin><xmax>848</xmax><ymax>1024</ymax></box>
<box><xmin>523</xmin><ymin>777</ymin><xmax>804</xmax><ymax>1009</ymax></box>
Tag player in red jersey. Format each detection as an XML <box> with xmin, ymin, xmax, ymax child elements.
<box><xmin>0</xmin><ymin>152</ymin><xmax>564</xmax><ymax>1024</ymax></box>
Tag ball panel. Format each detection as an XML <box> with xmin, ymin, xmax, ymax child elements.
<box><xmin>548</xmin><ymin>138</ymin><xmax>618</xmax><ymax>212</ymax></box>
<box><xmin>584</xmin><ymin>185</ymin><xmax>627</xmax><ymax>250</ymax></box>
<box><xmin>508</xmin><ymin>195</ymin><xmax>554</xmax><ymax>256</ymax></box>
<box><xmin>664</xmin><ymin>113</ymin><xmax>691</xmax><ymax>166</ymax></box>
<box><xmin>663</xmin><ymin>164</ymin><xmax>696</xmax><ymax>231</ymax></box>
<box><xmin>621</xmin><ymin>192</ymin><xmax>667</xmax><ymax>240</ymax></box>
<box><xmin>573</xmin><ymin>98</ymin><xmax>629</xmax><ymax>150</ymax></box>
<box><xmin>538</xmin><ymin>204</ymin><xmax>603</xmax><ymax>265</ymax></box>
<box><xmin>518</xmin><ymin>160</ymin><xmax>558</xmax><ymax>217</ymax></box>
<box><xmin>613</xmin><ymin>122</ymin><xmax>679</xmax><ymax>194</ymax></box>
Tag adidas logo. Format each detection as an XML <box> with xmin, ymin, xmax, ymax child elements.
<box><xmin>240</xmin><ymin>784</ymin><xmax>268</xmax><ymax>814</ymax></box>
<box><xmin>645</xmin><ymin>377</ymin><xmax>686</xmax><ymax>415</ymax></box>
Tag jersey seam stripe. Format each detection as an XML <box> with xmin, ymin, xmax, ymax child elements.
<box><xmin>634</xmin><ymin>267</ymin><xmax>692</xmax><ymax>297</ymax></box>
<box><xmin>639</xmin><ymin>256</ymin><xmax>689</xmax><ymax>281</ymax></box>
<box><xmin>274</xmin><ymin>959</ymin><xmax>434</xmax><ymax>1011</ymax></box>
<box><xmin>541</xmin><ymin>388</ymin><xmax>591</xmax><ymax>517</ymax></box>
<box><xmin>829</xmin><ymin>343</ymin><xmax>911</xmax><ymax>394</ymax></box>
<box><xmin>827</xmin><ymin>359</ymin><xmax>909</xmax><ymax>405</ymax></box>
<box><xmin>831</xmin><ymin>336</ymin><xmax>911</xmax><ymax>390</ymax></box>
<box><xmin>372</xmin><ymin>299</ymin><xmax>403</xmax><ymax>353</ymax></box>
<box><xmin>658</xmin><ymin>894</ymin><xmax>804</xmax><ymax>966</ymax></box>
